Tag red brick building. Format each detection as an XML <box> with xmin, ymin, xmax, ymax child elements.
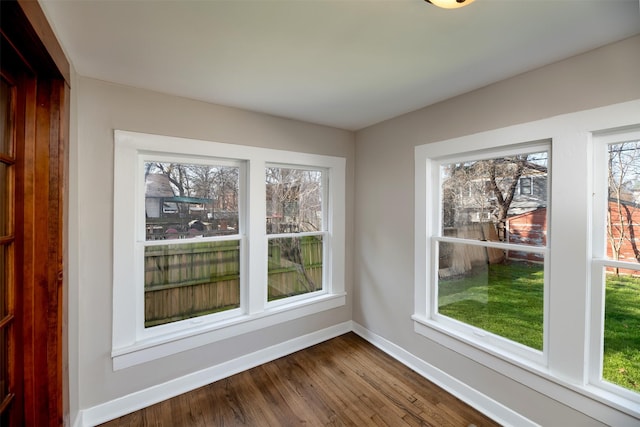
<box><xmin>506</xmin><ymin>201</ymin><xmax>640</xmax><ymax>268</ymax></box>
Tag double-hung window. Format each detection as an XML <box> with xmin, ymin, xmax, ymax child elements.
<box><xmin>591</xmin><ymin>127</ymin><xmax>640</xmax><ymax>403</ymax></box>
<box><xmin>142</xmin><ymin>158</ymin><xmax>243</xmax><ymax>329</ymax></box>
<box><xmin>420</xmin><ymin>142</ymin><xmax>550</xmax><ymax>362</ymax></box>
<box><xmin>414</xmin><ymin>100</ymin><xmax>640</xmax><ymax>423</ymax></box>
<box><xmin>112</xmin><ymin>131</ymin><xmax>346</xmax><ymax>369</ymax></box>
<box><xmin>266</xmin><ymin>166</ymin><xmax>326</xmax><ymax>303</ymax></box>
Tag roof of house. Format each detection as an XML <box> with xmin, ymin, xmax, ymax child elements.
<box><xmin>145</xmin><ymin>174</ymin><xmax>175</xmax><ymax>198</ymax></box>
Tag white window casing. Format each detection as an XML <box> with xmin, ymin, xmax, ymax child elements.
<box><xmin>113</xmin><ymin>130</ymin><xmax>346</xmax><ymax>370</ymax></box>
<box><xmin>414</xmin><ymin>99</ymin><xmax>640</xmax><ymax>423</ymax></box>
<box><xmin>590</xmin><ymin>127</ymin><xmax>640</xmax><ymax>405</ymax></box>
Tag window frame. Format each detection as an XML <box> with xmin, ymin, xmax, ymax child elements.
<box><xmin>265</xmin><ymin>163</ymin><xmax>329</xmax><ymax>306</ymax></box>
<box><xmin>138</xmin><ymin>154</ymin><xmax>245</xmax><ymax>335</ymax></box>
<box><xmin>113</xmin><ymin>130</ymin><xmax>346</xmax><ymax>370</ymax></box>
<box><xmin>590</xmin><ymin>127</ymin><xmax>640</xmax><ymax>404</ymax></box>
<box><xmin>428</xmin><ymin>142</ymin><xmax>551</xmax><ymax>364</ymax></box>
<box><xmin>414</xmin><ymin>100</ymin><xmax>640</xmax><ymax>423</ymax></box>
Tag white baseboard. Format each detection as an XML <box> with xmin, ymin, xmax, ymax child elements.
<box><xmin>351</xmin><ymin>322</ymin><xmax>539</xmax><ymax>427</ymax></box>
<box><xmin>79</xmin><ymin>320</ymin><xmax>535</xmax><ymax>427</ymax></box>
<box><xmin>79</xmin><ymin>321</ymin><xmax>352</xmax><ymax>427</ymax></box>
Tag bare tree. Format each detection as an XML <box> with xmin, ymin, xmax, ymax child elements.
<box><xmin>266</xmin><ymin>167</ymin><xmax>322</xmax><ymax>233</ymax></box>
<box><xmin>488</xmin><ymin>156</ymin><xmax>527</xmax><ymax>240</ymax></box>
<box><xmin>441</xmin><ymin>153</ymin><xmax>548</xmax><ymax>241</ymax></box>
<box><xmin>607</xmin><ymin>142</ymin><xmax>640</xmax><ymax>270</ymax></box>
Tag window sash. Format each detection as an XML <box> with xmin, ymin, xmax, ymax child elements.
<box><xmin>590</xmin><ymin>128</ymin><xmax>640</xmax><ymax>404</ymax></box>
<box><xmin>266</xmin><ymin>231</ymin><xmax>327</xmax><ymax>305</ymax></box>
<box><xmin>428</xmin><ymin>143</ymin><xmax>550</xmax><ymax>362</ymax></box>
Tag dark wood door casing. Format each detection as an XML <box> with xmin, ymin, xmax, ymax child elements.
<box><xmin>1</xmin><ymin>1</ymin><xmax>70</xmax><ymax>425</ymax></box>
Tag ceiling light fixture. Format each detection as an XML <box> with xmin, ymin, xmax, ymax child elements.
<box><xmin>425</xmin><ymin>0</ymin><xmax>476</xmax><ymax>9</ymax></box>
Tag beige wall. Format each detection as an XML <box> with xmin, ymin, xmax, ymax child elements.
<box><xmin>70</xmin><ymin>34</ymin><xmax>640</xmax><ymax>423</ymax></box>
<box><xmin>71</xmin><ymin>77</ymin><xmax>355</xmax><ymax>409</ymax></box>
<box><xmin>353</xmin><ymin>34</ymin><xmax>640</xmax><ymax>426</ymax></box>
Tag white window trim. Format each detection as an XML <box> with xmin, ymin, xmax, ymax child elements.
<box><xmin>264</xmin><ymin>163</ymin><xmax>329</xmax><ymax>308</ymax></box>
<box><xmin>134</xmin><ymin>153</ymin><xmax>247</xmax><ymax>341</ymax></box>
<box><xmin>427</xmin><ymin>141</ymin><xmax>551</xmax><ymax>364</ymax></box>
<box><xmin>429</xmin><ymin>142</ymin><xmax>550</xmax><ymax>365</ymax></box>
<box><xmin>414</xmin><ymin>99</ymin><xmax>640</xmax><ymax>423</ymax></box>
<box><xmin>590</xmin><ymin>127</ymin><xmax>640</xmax><ymax>404</ymax></box>
<box><xmin>113</xmin><ymin>130</ymin><xmax>346</xmax><ymax>370</ymax></box>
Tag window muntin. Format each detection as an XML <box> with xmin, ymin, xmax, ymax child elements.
<box><xmin>434</xmin><ymin>146</ymin><xmax>549</xmax><ymax>356</ymax></box>
<box><xmin>592</xmin><ymin>132</ymin><xmax>640</xmax><ymax>401</ymax></box>
<box><xmin>266</xmin><ymin>166</ymin><xmax>326</xmax><ymax>302</ymax></box>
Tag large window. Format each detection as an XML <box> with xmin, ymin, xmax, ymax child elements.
<box><xmin>591</xmin><ymin>128</ymin><xmax>640</xmax><ymax>403</ymax></box>
<box><xmin>434</xmin><ymin>145</ymin><xmax>549</xmax><ymax>361</ymax></box>
<box><xmin>414</xmin><ymin>100</ymin><xmax>640</xmax><ymax>423</ymax></box>
<box><xmin>266</xmin><ymin>166</ymin><xmax>326</xmax><ymax>302</ymax></box>
<box><xmin>143</xmin><ymin>160</ymin><xmax>242</xmax><ymax>328</ymax></box>
<box><xmin>113</xmin><ymin>131</ymin><xmax>346</xmax><ymax>369</ymax></box>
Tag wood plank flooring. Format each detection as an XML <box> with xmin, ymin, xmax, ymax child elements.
<box><xmin>99</xmin><ymin>333</ymin><xmax>500</xmax><ymax>426</ymax></box>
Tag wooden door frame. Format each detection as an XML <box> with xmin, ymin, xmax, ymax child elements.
<box><xmin>1</xmin><ymin>1</ymin><xmax>69</xmax><ymax>425</ymax></box>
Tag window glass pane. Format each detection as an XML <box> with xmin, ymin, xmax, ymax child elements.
<box><xmin>0</xmin><ymin>163</ymin><xmax>8</xmax><ymax>237</ymax></box>
<box><xmin>602</xmin><ymin>267</ymin><xmax>640</xmax><ymax>394</ymax></box>
<box><xmin>0</xmin><ymin>77</ymin><xmax>13</xmax><ymax>157</ymax></box>
<box><xmin>440</xmin><ymin>151</ymin><xmax>548</xmax><ymax>245</ymax></box>
<box><xmin>144</xmin><ymin>240</ymin><xmax>240</xmax><ymax>327</ymax></box>
<box><xmin>437</xmin><ymin>241</ymin><xmax>544</xmax><ymax>350</ymax></box>
<box><xmin>144</xmin><ymin>162</ymin><xmax>239</xmax><ymax>241</ymax></box>
<box><xmin>268</xmin><ymin>235</ymin><xmax>323</xmax><ymax>301</ymax></box>
<box><xmin>266</xmin><ymin>167</ymin><xmax>323</xmax><ymax>234</ymax></box>
<box><xmin>0</xmin><ymin>245</ymin><xmax>6</xmax><ymax>318</ymax></box>
<box><xmin>0</xmin><ymin>326</ymin><xmax>6</xmax><ymax>399</ymax></box>
<box><xmin>607</xmin><ymin>141</ymin><xmax>640</xmax><ymax>263</ymax></box>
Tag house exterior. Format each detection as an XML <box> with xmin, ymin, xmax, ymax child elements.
<box><xmin>144</xmin><ymin>173</ymin><xmax>176</xmax><ymax>218</ymax></box>
<box><xmin>444</xmin><ymin>173</ymin><xmax>547</xmax><ymax>228</ymax></box>
<box><xmin>506</xmin><ymin>201</ymin><xmax>640</xmax><ymax>269</ymax></box>
<box><xmin>506</xmin><ymin>207</ymin><xmax>547</xmax><ymax>263</ymax></box>
<box><xmin>605</xmin><ymin>198</ymin><xmax>640</xmax><ymax>274</ymax></box>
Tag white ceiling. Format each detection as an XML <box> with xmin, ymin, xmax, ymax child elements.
<box><xmin>40</xmin><ymin>0</ymin><xmax>640</xmax><ymax>131</ymax></box>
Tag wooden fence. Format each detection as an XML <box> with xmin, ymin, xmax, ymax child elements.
<box><xmin>144</xmin><ymin>240</ymin><xmax>241</xmax><ymax>327</ymax></box>
<box><xmin>267</xmin><ymin>236</ymin><xmax>323</xmax><ymax>300</ymax></box>
<box><xmin>144</xmin><ymin>236</ymin><xmax>324</xmax><ymax>327</ymax></box>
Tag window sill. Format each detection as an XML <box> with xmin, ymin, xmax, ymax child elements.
<box><xmin>112</xmin><ymin>293</ymin><xmax>346</xmax><ymax>370</ymax></box>
<box><xmin>412</xmin><ymin>315</ymin><xmax>640</xmax><ymax>423</ymax></box>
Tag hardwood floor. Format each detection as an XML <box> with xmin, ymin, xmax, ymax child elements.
<box><xmin>100</xmin><ymin>333</ymin><xmax>500</xmax><ymax>426</ymax></box>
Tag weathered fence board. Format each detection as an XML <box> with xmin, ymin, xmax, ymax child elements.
<box><xmin>144</xmin><ymin>236</ymin><xmax>324</xmax><ymax>326</ymax></box>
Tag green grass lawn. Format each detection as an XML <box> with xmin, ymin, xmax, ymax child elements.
<box><xmin>438</xmin><ymin>262</ymin><xmax>640</xmax><ymax>393</ymax></box>
<box><xmin>604</xmin><ymin>274</ymin><xmax>640</xmax><ymax>392</ymax></box>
